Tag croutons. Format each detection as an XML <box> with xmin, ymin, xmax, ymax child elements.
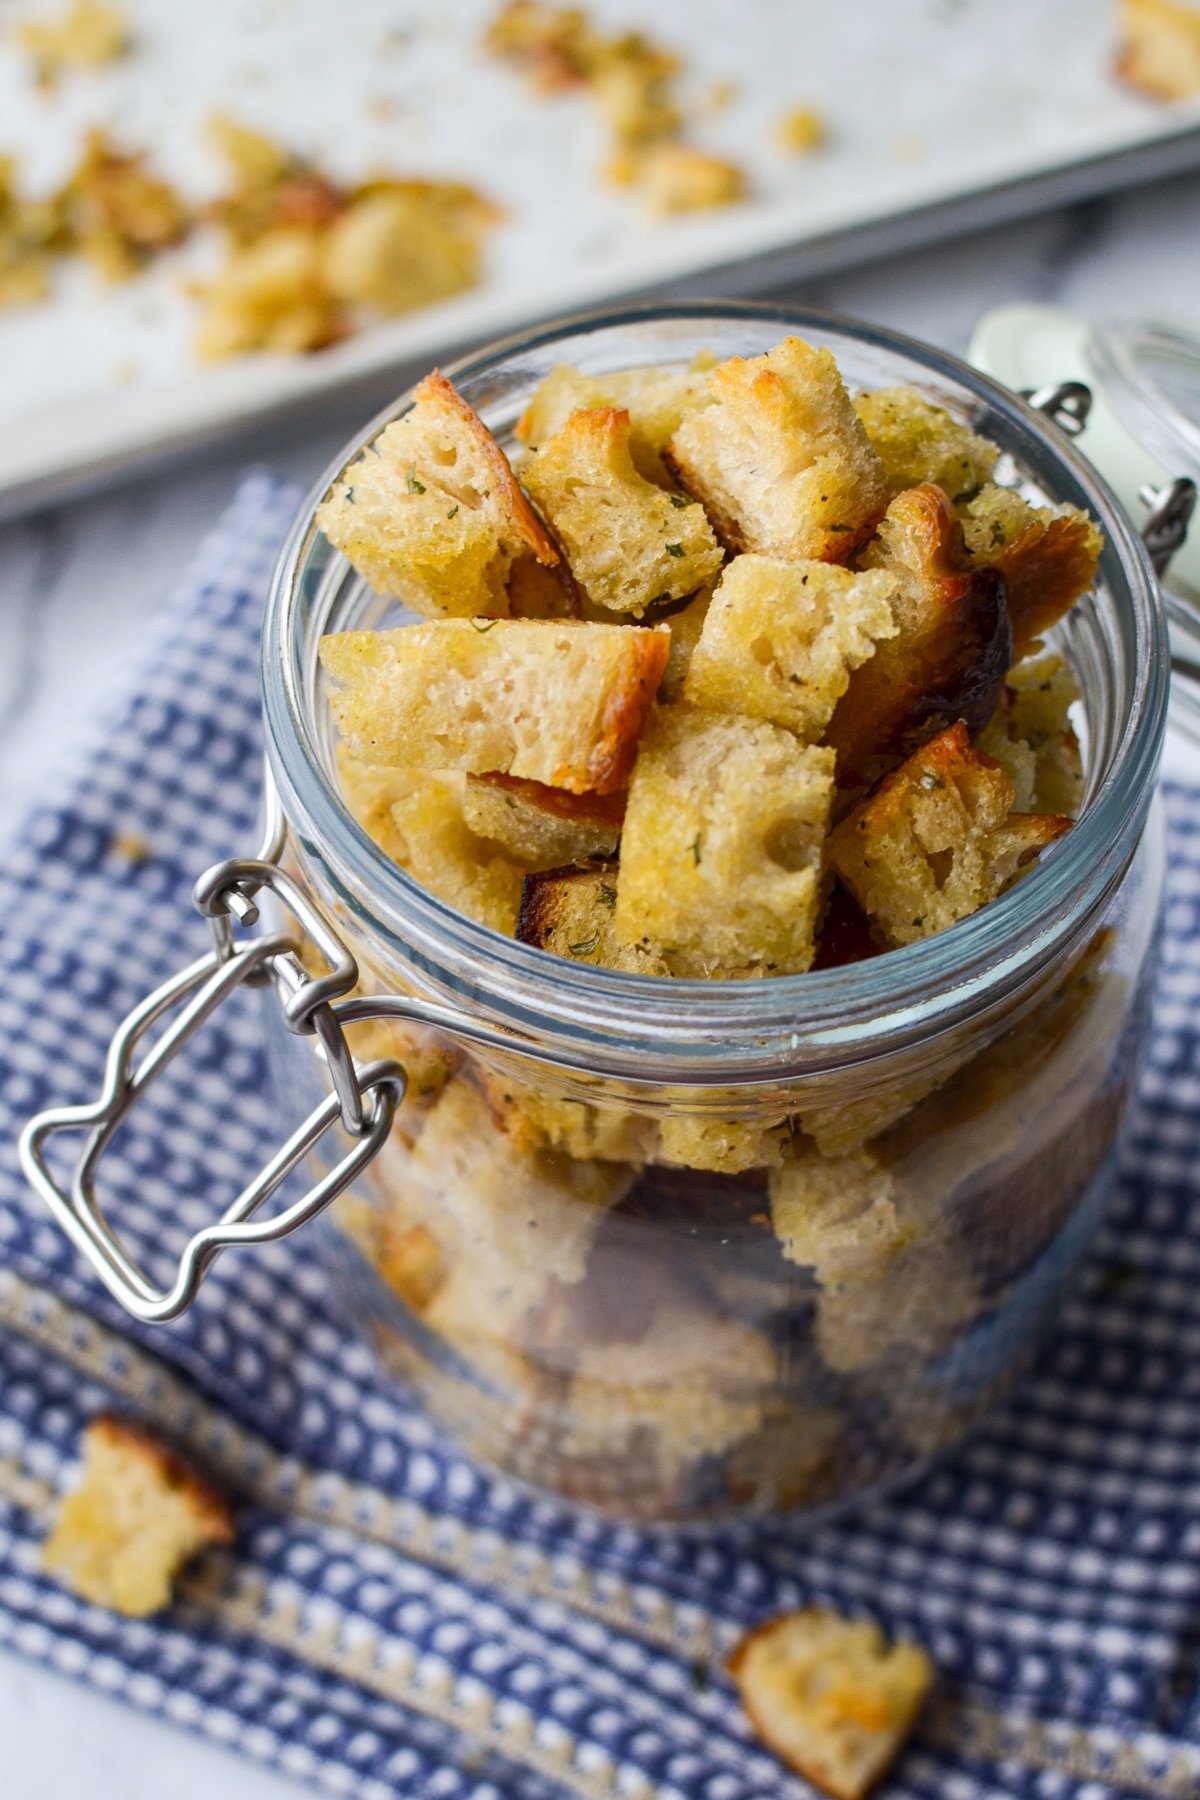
<box><xmin>629</xmin><ymin>141</ymin><xmax>746</xmax><ymax>214</ymax></box>
<box><xmin>959</xmin><ymin>484</ymin><xmax>1102</xmax><ymax>660</ymax></box>
<box><xmin>519</xmin><ymin>863</ymin><xmax>669</xmax><ymax>973</ymax></box>
<box><xmin>975</xmin><ymin>653</ymin><xmax>1084</xmax><ymax>819</ymax></box>
<box><xmin>522</xmin><ymin>406</ymin><xmax>722</xmax><ymax>616</ymax></box>
<box><xmin>1115</xmin><ymin>0</ymin><xmax>1200</xmax><ymax>98</ymax></box>
<box><xmin>385</xmin><ymin>769</ymin><xmax>525</xmax><ymax>934</ymax></box>
<box><xmin>615</xmin><ymin>706</ymin><xmax>835</xmax><ymax>975</ymax></box>
<box><xmin>827</xmin><ymin>721</ymin><xmax>1071</xmax><ymax>949</ymax></box>
<box><xmin>728</xmin><ymin>1608</ymin><xmax>933</xmax><ymax>1800</ymax></box>
<box><xmin>770</xmin><ymin>1149</ymin><xmax>906</xmax><ymax>1281</ymax></box>
<box><xmin>43</xmin><ymin>1415</ymin><xmax>233</xmax><ymax>1618</ymax></box>
<box><xmin>825</xmin><ymin>484</ymin><xmax>1011</xmax><ymax>786</ymax></box>
<box><xmin>316</xmin><ymin>371</ymin><xmax>558</xmax><ymax>616</ymax></box>
<box><xmin>666</xmin><ymin>337</ymin><xmax>888</xmax><ymax>563</ymax></box>
<box><xmin>658</xmin><ymin>587</ymin><xmax>712</xmax><ymax>701</ymax></box>
<box><xmin>853</xmin><ymin>385</ymin><xmax>998</xmax><ymax>502</ymax></box>
<box><xmin>464</xmin><ymin>773</ymin><xmax>624</xmax><ymax>868</ymax></box>
<box><xmin>515</xmin><ymin>359</ymin><xmax>715</xmax><ymax>485</ymax></box>
<box><xmin>320</xmin><ymin>618</ymin><xmax>669</xmax><ymax>795</ymax></box>
<box><xmin>683</xmin><ymin>555</ymin><xmax>897</xmax><ymax>742</ymax></box>
<box><xmin>656</xmin><ymin>1111</ymin><xmax>791</xmax><ymax>1173</ymax></box>
<box><xmin>335</xmin><ymin>748</ymin><xmax>414</xmax><ymax>863</ymax></box>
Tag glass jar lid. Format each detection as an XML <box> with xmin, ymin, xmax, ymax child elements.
<box><xmin>970</xmin><ymin>303</ymin><xmax>1200</xmax><ymax>744</ymax></box>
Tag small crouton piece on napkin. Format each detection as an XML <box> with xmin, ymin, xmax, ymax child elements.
<box><xmin>728</xmin><ymin>1606</ymin><xmax>933</xmax><ymax>1799</ymax></box>
<box><xmin>43</xmin><ymin>1415</ymin><xmax>233</xmax><ymax>1617</ymax></box>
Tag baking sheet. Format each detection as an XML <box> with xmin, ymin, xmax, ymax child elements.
<box><xmin>2</xmin><ymin>0</ymin><xmax>1199</xmax><ymax>518</ymax></box>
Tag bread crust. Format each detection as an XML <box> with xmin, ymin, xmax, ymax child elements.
<box><xmin>421</xmin><ymin>369</ymin><xmax>559</xmax><ymax>566</ymax></box>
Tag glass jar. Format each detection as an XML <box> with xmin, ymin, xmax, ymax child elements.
<box><xmin>248</xmin><ymin>303</ymin><xmax>1168</xmax><ymax>1527</ymax></box>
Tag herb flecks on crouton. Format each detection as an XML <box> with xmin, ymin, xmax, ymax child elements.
<box><xmin>317</xmin><ymin>372</ymin><xmax>557</xmax><ymax>617</ymax></box>
<box><xmin>825</xmin><ymin>484</ymin><xmax>1011</xmax><ymax>785</ymax></box>
<box><xmin>320</xmin><ymin>618</ymin><xmax>668</xmax><ymax>795</ymax></box>
<box><xmin>43</xmin><ymin>1415</ymin><xmax>233</xmax><ymax>1619</ymax></box>
<box><xmin>519</xmin><ymin>862</ymin><xmax>668</xmax><ymax>972</ymax></box>
<box><xmin>465</xmin><ymin>772</ymin><xmax>624</xmax><ymax>868</ymax></box>
<box><xmin>728</xmin><ymin>1607</ymin><xmax>933</xmax><ymax>1800</ymax></box>
<box><xmin>684</xmin><ymin>554</ymin><xmax>897</xmax><ymax>742</ymax></box>
<box><xmin>523</xmin><ymin>406</ymin><xmax>722</xmax><ymax>616</ymax></box>
<box><xmin>615</xmin><ymin>706</ymin><xmax>835</xmax><ymax>975</ymax></box>
<box><xmin>827</xmin><ymin>721</ymin><xmax>1071</xmax><ymax>949</ymax></box>
<box><xmin>959</xmin><ymin>484</ymin><xmax>1102</xmax><ymax>660</ymax></box>
<box><xmin>853</xmin><ymin>385</ymin><xmax>998</xmax><ymax>503</ymax></box>
<box><xmin>666</xmin><ymin>336</ymin><xmax>888</xmax><ymax>564</ymax></box>
<box><xmin>515</xmin><ymin>358</ymin><xmax>715</xmax><ymax>486</ymax></box>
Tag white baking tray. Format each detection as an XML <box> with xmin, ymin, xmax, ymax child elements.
<box><xmin>2</xmin><ymin>0</ymin><xmax>1199</xmax><ymax>519</ymax></box>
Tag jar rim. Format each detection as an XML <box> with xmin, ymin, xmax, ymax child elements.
<box><xmin>262</xmin><ymin>299</ymin><xmax>1168</xmax><ymax>1079</ymax></box>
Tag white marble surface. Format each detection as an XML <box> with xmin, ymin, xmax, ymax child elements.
<box><xmin>1</xmin><ymin>169</ymin><xmax>1199</xmax><ymax>1797</ymax></box>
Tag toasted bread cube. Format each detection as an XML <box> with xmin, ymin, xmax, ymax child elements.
<box><xmin>1116</xmin><ymin>0</ymin><xmax>1200</xmax><ymax>98</ymax></box>
<box><xmin>515</xmin><ymin>358</ymin><xmax>715</xmax><ymax>485</ymax></box>
<box><xmin>464</xmin><ymin>773</ymin><xmax>623</xmax><ymax>868</ymax></box>
<box><xmin>316</xmin><ymin>371</ymin><xmax>557</xmax><ymax>616</ymax></box>
<box><xmin>630</xmin><ymin>141</ymin><xmax>747</xmax><ymax>214</ymax></box>
<box><xmin>959</xmin><ymin>484</ymin><xmax>1102</xmax><ymax>659</ymax></box>
<box><xmin>43</xmin><ymin>1416</ymin><xmax>233</xmax><ymax>1618</ymax></box>
<box><xmin>658</xmin><ymin>587</ymin><xmax>712</xmax><ymax>701</ymax></box>
<box><xmin>522</xmin><ymin>407</ymin><xmax>722</xmax><ymax>616</ymax></box>
<box><xmin>336</xmin><ymin>748</ymin><xmax>414</xmax><ymax>862</ymax></box>
<box><xmin>657</xmin><ymin>1112</ymin><xmax>791</xmax><ymax>1173</ymax></box>
<box><xmin>828</xmin><ymin>721</ymin><xmax>1071</xmax><ymax>949</ymax></box>
<box><xmin>615</xmin><ymin>706</ymin><xmax>835</xmax><ymax>975</ymax></box>
<box><xmin>385</xmin><ymin>769</ymin><xmax>525</xmax><ymax>934</ymax></box>
<box><xmin>321</xmin><ymin>179</ymin><xmax>494</xmax><ymax>317</ymax></box>
<box><xmin>320</xmin><ymin>618</ymin><xmax>669</xmax><ymax>795</ymax></box>
<box><xmin>853</xmin><ymin>385</ymin><xmax>998</xmax><ymax>503</ymax></box>
<box><xmin>728</xmin><ymin>1608</ymin><xmax>933</xmax><ymax>1799</ymax></box>
<box><xmin>684</xmin><ymin>555</ymin><xmax>896</xmax><ymax>742</ymax></box>
<box><xmin>482</xmin><ymin>1066</ymin><xmax>658</xmax><ymax>1161</ymax></box>
<box><xmin>519</xmin><ymin>863</ymin><xmax>670</xmax><ymax>973</ymax></box>
<box><xmin>770</xmin><ymin>1149</ymin><xmax>905</xmax><ymax>1282</ymax></box>
<box><xmin>975</xmin><ymin>653</ymin><xmax>1084</xmax><ymax>818</ymax></box>
<box><xmin>825</xmin><ymin>485</ymin><xmax>1011</xmax><ymax>785</ymax></box>
<box><xmin>666</xmin><ymin>337</ymin><xmax>888</xmax><ymax>563</ymax></box>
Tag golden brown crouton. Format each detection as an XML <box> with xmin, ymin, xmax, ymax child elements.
<box><xmin>322</xmin><ymin>179</ymin><xmax>495</xmax><ymax>317</ymax></box>
<box><xmin>1115</xmin><ymin>0</ymin><xmax>1200</xmax><ymax>97</ymax></box>
<box><xmin>62</xmin><ymin>129</ymin><xmax>190</xmax><ymax>283</ymax></box>
<box><xmin>658</xmin><ymin>587</ymin><xmax>713</xmax><ymax>701</ymax></box>
<box><xmin>628</xmin><ymin>141</ymin><xmax>747</xmax><ymax>213</ymax></box>
<box><xmin>975</xmin><ymin>653</ymin><xmax>1084</xmax><ymax>819</ymax></box>
<box><xmin>827</xmin><ymin>722</ymin><xmax>1071</xmax><ymax>949</ymax></box>
<box><xmin>770</xmin><ymin>1148</ymin><xmax>906</xmax><ymax>1281</ymax></box>
<box><xmin>464</xmin><ymin>772</ymin><xmax>623</xmax><ymax>868</ymax></box>
<box><xmin>853</xmin><ymin>386</ymin><xmax>998</xmax><ymax>502</ymax></box>
<box><xmin>615</xmin><ymin>706</ymin><xmax>835</xmax><ymax>975</ymax></box>
<box><xmin>335</xmin><ymin>748</ymin><xmax>413</xmax><ymax>862</ymax></box>
<box><xmin>728</xmin><ymin>1608</ymin><xmax>933</xmax><ymax>1800</ymax></box>
<box><xmin>194</xmin><ymin>225</ymin><xmax>348</xmax><ymax>359</ymax></box>
<box><xmin>43</xmin><ymin>1416</ymin><xmax>233</xmax><ymax>1619</ymax></box>
<box><xmin>482</xmin><ymin>0</ymin><xmax>596</xmax><ymax>91</ymax></box>
<box><xmin>385</xmin><ymin>770</ymin><xmax>525</xmax><ymax>934</ymax></box>
<box><xmin>519</xmin><ymin>863</ymin><xmax>669</xmax><ymax>972</ymax></box>
<box><xmin>666</xmin><ymin>337</ymin><xmax>888</xmax><ymax>563</ymax></box>
<box><xmin>18</xmin><ymin>0</ymin><xmax>129</xmax><ymax>85</ymax></box>
<box><xmin>320</xmin><ymin>618</ymin><xmax>669</xmax><ymax>795</ymax></box>
<box><xmin>656</xmin><ymin>1111</ymin><xmax>791</xmax><ymax>1173</ymax></box>
<box><xmin>959</xmin><ymin>484</ymin><xmax>1102</xmax><ymax>660</ymax></box>
<box><xmin>683</xmin><ymin>554</ymin><xmax>897</xmax><ymax>742</ymax></box>
<box><xmin>522</xmin><ymin>407</ymin><xmax>722</xmax><ymax>616</ymax></box>
<box><xmin>825</xmin><ymin>485</ymin><xmax>1011</xmax><ymax>786</ymax></box>
<box><xmin>316</xmin><ymin>372</ymin><xmax>558</xmax><ymax>616</ymax></box>
<box><xmin>515</xmin><ymin>359</ymin><xmax>715</xmax><ymax>485</ymax></box>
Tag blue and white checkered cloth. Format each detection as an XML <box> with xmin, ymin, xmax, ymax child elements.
<box><xmin>1</xmin><ymin>469</ymin><xmax>1200</xmax><ymax>1800</ymax></box>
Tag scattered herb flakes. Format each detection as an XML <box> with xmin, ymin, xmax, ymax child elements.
<box><xmin>446</xmin><ymin>502</ymin><xmax>459</xmax><ymax>519</ymax></box>
<box><xmin>406</xmin><ymin>462</ymin><xmax>426</xmax><ymax>494</ymax></box>
<box><xmin>688</xmin><ymin>834</ymin><xmax>702</xmax><ymax>866</ymax></box>
<box><xmin>665</xmin><ymin>541</ymin><xmax>684</xmax><ymax>558</ymax></box>
<box><xmin>597</xmin><ymin>882</ymin><xmax>618</xmax><ymax>909</ymax></box>
<box><xmin>669</xmin><ymin>492</ymin><xmax>690</xmax><ymax>509</ymax></box>
<box><xmin>470</xmin><ymin>616</ymin><xmax>499</xmax><ymax>632</ymax></box>
<box><xmin>344</xmin><ymin>484</ymin><xmax>356</xmax><ymax>504</ymax></box>
<box><xmin>567</xmin><ymin>931</ymin><xmax>601</xmax><ymax>956</ymax></box>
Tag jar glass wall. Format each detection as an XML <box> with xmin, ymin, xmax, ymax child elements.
<box><xmin>260</xmin><ymin>305</ymin><xmax>1169</xmax><ymax>1526</ymax></box>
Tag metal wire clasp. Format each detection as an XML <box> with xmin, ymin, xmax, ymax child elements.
<box><xmin>18</xmin><ymin>823</ymin><xmax>407</xmax><ymax>1324</ymax></box>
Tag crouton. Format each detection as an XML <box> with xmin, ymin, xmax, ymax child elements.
<box><xmin>321</xmin><ymin>179</ymin><xmax>494</xmax><ymax>317</ymax></box>
<box><xmin>615</xmin><ymin>706</ymin><xmax>835</xmax><ymax>975</ymax></box>
<box><xmin>522</xmin><ymin>407</ymin><xmax>722</xmax><ymax>616</ymax></box>
<box><xmin>464</xmin><ymin>773</ymin><xmax>623</xmax><ymax>868</ymax></box>
<box><xmin>665</xmin><ymin>337</ymin><xmax>888</xmax><ymax>563</ymax></box>
<box><xmin>728</xmin><ymin>1608</ymin><xmax>933</xmax><ymax>1799</ymax></box>
<box><xmin>506</xmin><ymin>553</ymin><xmax>580</xmax><ymax>618</ymax></box>
<box><xmin>335</xmin><ymin>748</ymin><xmax>413</xmax><ymax>862</ymax></box>
<box><xmin>770</xmin><ymin>1149</ymin><xmax>906</xmax><ymax>1282</ymax></box>
<box><xmin>320</xmin><ymin>618</ymin><xmax>669</xmax><ymax>795</ymax></box>
<box><xmin>515</xmin><ymin>358</ymin><xmax>715</xmax><ymax>485</ymax></box>
<box><xmin>194</xmin><ymin>224</ymin><xmax>348</xmax><ymax>359</ymax></box>
<box><xmin>43</xmin><ymin>1416</ymin><xmax>233</xmax><ymax>1618</ymax></box>
<box><xmin>18</xmin><ymin>0</ymin><xmax>129</xmax><ymax>85</ymax></box>
<box><xmin>827</xmin><ymin>721</ymin><xmax>1071</xmax><ymax>949</ymax></box>
<box><xmin>519</xmin><ymin>863</ymin><xmax>670</xmax><ymax>973</ymax></box>
<box><xmin>628</xmin><ymin>141</ymin><xmax>747</xmax><ymax>214</ymax></box>
<box><xmin>316</xmin><ymin>371</ymin><xmax>558</xmax><ymax>616</ymax></box>
<box><xmin>975</xmin><ymin>652</ymin><xmax>1084</xmax><ymax>818</ymax></box>
<box><xmin>959</xmin><ymin>484</ymin><xmax>1102</xmax><ymax>659</ymax></box>
<box><xmin>853</xmin><ymin>385</ymin><xmax>998</xmax><ymax>502</ymax></box>
<box><xmin>1116</xmin><ymin>0</ymin><xmax>1200</xmax><ymax>98</ymax></box>
<box><xmin>683</xmin><ymin>554</ymin><xmax>897</xmax><ymax>742</ymax></box>
<box><xmin>385</xmin><ymin>769</ymin><xmax>525</xmax><ymax>934</ymax></box>
<box><xmin>481</xmin><ymin>1067</ymin><xmax>658</xmax><ymax>1161</ymax></box>
<box><xmin>658</xmin><ymin>587</ymin><xmax>712</xmax><ymax>701</ymax></box>
<box><xmin>656</xmin><ymin>1111</ymin><xmax>791</xmax><ymax>1173</ymax></box>
<box><xmin>825</xmin><ymin>485</ymin><xmax>1011</xmax><ymax>786</ymax></box>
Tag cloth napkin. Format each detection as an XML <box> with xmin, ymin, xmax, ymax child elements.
<box><xmin>1</xmin><ymin>469</ymin><xmax>1200</xmax><ymax>1800</ymax></box>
